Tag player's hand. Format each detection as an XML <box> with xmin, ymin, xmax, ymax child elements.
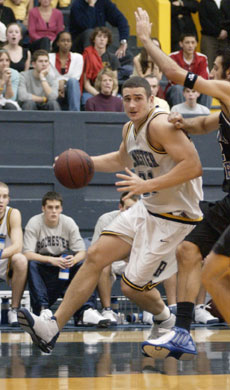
<box><xmin>168</xmin><ymin>112</ymin><xmax>185</xmax><ymax>129</ymax></box>
<box><xmin>135</xmin><ymin>7</ymin><xmax>152</xmax><ymax>43</ymax></box>
<box><xmin>115</xmin><ymin>167</ymin><xmax>148</xmax><ymax>196</ymax></box>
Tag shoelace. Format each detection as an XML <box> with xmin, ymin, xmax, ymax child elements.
<box><xmin>40</xmin><ymin>309</ymin><xmax>53</xmax><ymax>320</ymax></box>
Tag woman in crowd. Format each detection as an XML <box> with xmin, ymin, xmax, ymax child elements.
<box><xmin>28</xmin><ymin>0</ymin><xmax>64</xmax><ymax>53</ymax></box>
<box><xmin>3</xmin><ymin>23</ymin><xmax>31</xmax><ymax>72</ymax></box>
<box><xmin>0</xmin><ymin>49</ymin><xmax>20</xmax><ymax>109</ymax></box>
<box><xmin>49</xmin><ymin>30</ymin><xmax>83</xmax><ymax>111</ymax></box>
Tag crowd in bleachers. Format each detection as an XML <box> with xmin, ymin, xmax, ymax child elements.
<box><xmin>0</xmin><ymin>0</ymin><xmax>229</xmax><ymax>112</ymax></box>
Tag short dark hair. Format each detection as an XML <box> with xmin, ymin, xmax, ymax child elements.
<box><xmin>42</xmin><ymin>191</ymin><xmax>63</xmax><ymax>206</ymax></box>
<box><xmin>179</xmin><ymin>32</ymin><xmax>197</xmax><ymax>42</ymax></box>
<box><xmin>90</xmin><ymin>26</ymin><xmax>113</xmax><ymax>47</ymax></box>
<box><xmin>122</xmin><ymin>76</ymin><xmax>152</xmax><ymax>98</ymax></box>
<box><xmin>52</xmin><ymin>30</ymin><xmax>71</xmax><ymax>53</ymax></box>
<box><xmin>216</xmin><ymin>47</ymin><xmax>230</xmax><ymax>80</ymax></box>
<box><xmin>32</xmin><ymin>49</ymin><xmax>49</xmax><ymax>62</ymax></box>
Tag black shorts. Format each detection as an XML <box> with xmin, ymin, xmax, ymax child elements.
<box><xmin>183</xmin><ymin>200</ymin><xmax>225</xmax><ymax>258</ymax></box>
<box><xmin>212</xmin><ymin>225</ymin><xmax>230</xmax><ymax>257</ymax></box>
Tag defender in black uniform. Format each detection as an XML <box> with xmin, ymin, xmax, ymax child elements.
<box><xmin>135</xmin><ymin>7</ymin><xmax>230</xmax><ymax>360</ymax></box>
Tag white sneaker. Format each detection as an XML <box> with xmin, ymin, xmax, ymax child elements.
<box><xmin>80</xmin><ymin>308</ymin><xmax>110</xmax><ymax>327</ymax></box>
<box><xmin>101</xmin><ymin>308</ymin><xmax>117</xmax><ymax>325</ymax></box>
<box><xmin>142</xmin><ymin>311</ymin><xmax>154</xmax><ymax>325</ymax></box>
<box><xmin>17</xmin><ymin>308</ymin><xmax>59</xmax><ymax>353</ymax></box>
<box><xmin>148</xmin><ymin>313</ymin><xmax>176</xmax><ymax>339</ymax></box>
<box><xmin>8</xmin><ymin>308</ymin><xmax>19</xmax><ymax>327</ymax></box>
<box><xmin>194</xmin><ymin>304</ymin><xmax>219</xmax><ymax>324</ymax></box>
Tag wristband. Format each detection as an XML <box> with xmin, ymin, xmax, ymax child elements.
<box><xmin>43</xmin><ymin>96</ymin><xmax>47</xmax><ymax>103</ymax></box>
<box><xmin>41</xmin><ymin>78</ymin><xmax>47</xmax><ymax>82</ymax></box>
<box><xmin>184</xmin><ymin>72</ymin><xmax>198</xmax><ymax>89</ymax></box>
<box><xmin>0</xmin><ymin>87</ymin><xmax>3</xmax><ymax>91</ymax></box>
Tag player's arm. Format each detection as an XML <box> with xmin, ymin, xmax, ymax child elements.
<box><xmin>169</xmin><ymin>111</ymin><xmax>220</xmax><ymax>135</ymax></box>
<box><xmin>91</xmin><ymin>122</ymin><xmax>133</xmax><ymax>172</ymax></box>
<box><xmin>116</xmin><ymin>115</ymin><xmax>202</xmax><ymax>195</ymax></box>
<box><xmin>135</xmin><ymin>8</ymin><xmax>230</xmax><ymax>106</ymax></box>
<box><xmin>1</xmin><ymin>209</ymin><xmax>23</xmax><ymax>259</ymax></box>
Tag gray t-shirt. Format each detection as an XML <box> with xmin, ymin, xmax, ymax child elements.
<box><xmin>23</xmin><ymin>213</ymin><xmax>85</xmax><ymax>256</ymax></box>
<box><xmin>91</xmin><ymin>210</ymin><xmax>120</xmax><ymax>244</ymax></box>
<box><xmin>171</xmin><ymin>102</ymin><xmax>210</xmax><ymax>115</ymax></box>
<box><xmin>18</xmin><ymin>69</ymin><xmax>59</xmax><ymax>103</ymax></box>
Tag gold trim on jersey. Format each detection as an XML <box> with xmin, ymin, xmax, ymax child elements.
<box><xmin>7</xmin><ymin>208</ymin><xmax>13</xmax><ymax>237</ymax></box>
<box><xmin>148</xmin><ymin>210</ymin><xmax>203</xmax><ymax>225</ymax></box>
<box><xmin>101</xmin><ymin>231</ymin><xmax>126</xmax><ymax>238</ymax></box>
<box><xmin>124</xmin><ymin>121</ymin><xmax>133</xmax><ymax>144</ymax></box>
<box><xmin>122</xmin><ymin>273</ymin><xmax>160</xmax><ymax>291</ymax></box>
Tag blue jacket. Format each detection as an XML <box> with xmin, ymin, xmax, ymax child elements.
<box><xmin>69</xmin><ymin>0</ymin><xmax>129</xmax><ymax>40</ymax></box>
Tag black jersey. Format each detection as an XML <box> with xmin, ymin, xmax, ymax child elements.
<box><xmin>218</xmin><ymin>111</ymin><xmax>230</xmax><ymax>193</ymax></box>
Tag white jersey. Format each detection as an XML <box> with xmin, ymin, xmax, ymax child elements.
<box><xmin>125</xmin><ymin>108</ymin><xmax>203</xmax><ymax>223</ymax></box>
<box><xmin>0</xmin><ymin>206</ymin><xmax>12</xmax><ymax>248</ymax></box>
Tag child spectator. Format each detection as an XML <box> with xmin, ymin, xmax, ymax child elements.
<box><xmin>171</xmin><ymin>87</ymin><xmax>210</xmax><ymax>115</ymax></box>
<box><xmin>49</xmin><ymin>31</ymin><xmax>83</xmax><ymax>111</ymax></box>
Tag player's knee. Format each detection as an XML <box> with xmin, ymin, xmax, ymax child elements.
<box><xmin>11</xmin><ymin>253</ymin><xmax>28</xmax><ymax>271</ymax></box>
<box><xmin>176</xmin><ymin>241</ymin><xmax>202</xmax><ymax>267</ymax></box>
<box><xmin>86</xmin><ymin>244</ymin><xmax>105</xmax><ymax>271</ymax></box>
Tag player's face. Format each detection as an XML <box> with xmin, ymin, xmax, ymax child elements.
<box><xmin>6</xmin><ymin>24</ymin><xmax>22</xmax><ymax>45</ymax></box>
<box><xmin>100</xmin><ymin>74</ymin><xmax>113</xmax><ymax>95</ymax></box>
<box><xmin>57</xmin><ymin>32</ymin><xmax>72</xmax><ymax>52</ymax></box>
<box><xmin>42</xmin><ymin>200</ymin><xmax>63</xmax><ymax>226</ymax></box>
<box><xmin>210</xmin><ymin>56</ymin><xmax>224</xmax><ymax>80</ymax></box>
<box><xmin>180</xmin><ymin>37</ymin><xmax>197</xmax><ymax>56</ymax></box>
<box><xmin>122</xmin><ymin>87</ymin><xmax>152</xmax><ymax>124</ymax></box>
<box><xmin>0</xmin><ymin>187</ymin><xmax>9</xmax><ymax>216</ymax></box>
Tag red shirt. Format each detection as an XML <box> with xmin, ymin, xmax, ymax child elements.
<box><xmin>166</xmin><ymin>49</ymin><xmax>209</xmax><ymax>91</ymax></box>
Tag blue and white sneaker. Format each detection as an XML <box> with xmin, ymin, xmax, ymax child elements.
<box><xmin>17</xmin><ymin>308</ymin><xmax>59</xmax><ymax>353</ymax></box>
<box><xmin>142</xmin><ymin>326</ymin><xmax>197</xmax><ymax>360</ymax></box>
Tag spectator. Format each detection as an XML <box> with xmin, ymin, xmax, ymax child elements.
<box><xmin>23</xmin><ymin>191</ymin><xmax>109</xmax><ymax>327</ymax></box>
<box><xmin>169</xmin><ymin>0</ymin><xmax>198</xmax><ymax>52</ymax></box>
<box><xmin>0</xmin><ymin>182</ymin><xmax>28</xmax><ymax>327</ymax></box>
<box><xmin>165</xmin><ymin>33</ymin><xmax>211</xmax><ymax>108</ymax></box>
<box><xmin>0</xmin><ymin>0</ymin><xmax>16</xmax><ymax>47</ymax></box>
<box><xmin>4</xmin><ymin>0</ymin><xmax>33</xmax><ymax>43</ymax></box>
<box><xmin>171</xmin><ymin>87</ymin><xmax>210</xmax><ymax>115</ymax></box>
<box><xmin>28</xmin><ymin>0</ymin><xmax>64</xmax><ymax>53</ymax></box>
<box><xmin>3</xmin><ymin>23</ymin><xmax>31</xmax><ymax>72</ymax></box>
<box><xmin>132</xmin><ymin>45</ymin><xmax>162</xmax><ymax>80</ymax></box>
<box><xmin>92</xmin><ymin>192</ymin><xmax>138</xmax><ymax>325</ymax></box>
<box><xmin>18</xmin><ymin>49</ymin><xmax>61</xmax><ymax>110</ymax></box>
<box><xmin>81</xmin><ymin>26</ymin><xmax>120</xmax><ymax>107</ymax></box>
<box><xmin>145</xmin><ymin>74</ymin><xmax>170</xmax><ymax>112</ymax></box>
<box><xmin>0</xmin><ymin>49</ymin><xmax>20</xmax><ymax>110</ymax></box>
<box><xmin>199</xmin><ymin>0</ymin><xmax>228</xmax><ymax>71</ymax></box>
<box><xmin>221</xmin><ymin>0</ymin><xmax>230</xmax><ymax>44</ymax></box>
<box><xmin>69</xmin><ymin>0</ymin><xmax>129</xmax><ymax>58</ymax></box>
<box><xmin>85</xmin><ymin>68</ymin><xmax>123</xmax><ymax>112</ymax></box>
<box><xmin>49</xmin><ymin>31</ymin><xmax>83</xmax><ymax>111</ymax></box>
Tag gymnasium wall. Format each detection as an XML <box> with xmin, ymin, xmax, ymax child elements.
<box><xmin>113</xmin><ymin>0</ymin><xmax>171</xmax><ymax>53</ymax></box>
<box><xmin>0</xmin><ymin>111</ymin><xmax>223</xmax><ymax>237</ymax></box>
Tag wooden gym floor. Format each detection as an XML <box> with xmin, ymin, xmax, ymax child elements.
<box><xmin>0</xmin><ymin>323</ymin><xmax>230</xmax><ymax>390</ymax></box>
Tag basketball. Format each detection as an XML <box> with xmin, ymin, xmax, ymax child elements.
<box><xmin>54</xmin><ymin>149</ymin><xmax>94</xmax><ymax>189</ymax></box>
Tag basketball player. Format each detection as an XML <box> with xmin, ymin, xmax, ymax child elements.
<box><xmin>134</xmin><ymin>7</ymin><xmax>230</xmax><ymax>360</ymax></box>
<box><xmin>0</xmin><ymin>182</ymin><xmax>28</xmax><ymax>326</ymax></box>
<box><xmin>17</xmin><ymin>76</ymin><xmax>203</xmax><ymax>354</ymax></box>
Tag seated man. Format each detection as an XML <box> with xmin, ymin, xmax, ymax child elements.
<box><xmin>85</xmin><ymin>68</ymin><xmax>123</xmax><ymax>112</ymax></box>
<box><xmin>23</xmin><ymin>191</ymin><xmax>109</xmax><ymax>327</ymax></box>
<box><xmin>18</xmin><ymin>49</ymin><xmax>61</xmax><ymax>111</ymax></box>
<box><xmin>144</xmin><ymin>74</ymin><xmax>170</xmax><ymax>112</ymax></box>
<box><xmin>0</xmin><ymin>181</ymin><xmax>28</xmax><ymax>326</ymax></box>
<box><xmin>92</xmin><ymin>192</ymin><xmax>138</xmax><ymax>324</ymax></box>
<box><xmin>171</xmin><ymin>87</ymin><xmax>210</xmax><ymax>115</ymax></box>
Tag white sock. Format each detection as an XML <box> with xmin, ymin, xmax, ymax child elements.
<box><xmin>154</xmin><ymin>305</ymin><xmax>170</xmax><ymax>321</ymax></box>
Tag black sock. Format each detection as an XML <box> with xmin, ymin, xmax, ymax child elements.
<box><xmin>175</xmin><ymin>302</ymin><xmax>194</xmax><ymax>331</ymax></box>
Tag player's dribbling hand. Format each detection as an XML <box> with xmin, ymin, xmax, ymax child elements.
<box><xmin>135</xmin><ymin>7</ymin><xmax>152</xmax><ymax>43</ymax></box>
<box><xmin>168</xmin><ymin>112</ymin><xmax>185</xmax><ymax>129</ymax></box>
<box><xmin>115</xmin><ymin>167</ymin><xmax>149</xmax><ymax>198</ymax></box>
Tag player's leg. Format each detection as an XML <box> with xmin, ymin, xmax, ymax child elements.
<box><xmin>163</xmin><ymin>273</ymin><xmax>177</xmax><ymax>314</ymax></box>
<box><xmin>202</xmin><ymin>225</ymin><xmax>230</xmax><ymax>324</ymax></box>
<box><xmin>97</xmin><ymin>264</ymin><xmax>118</xmax><ymax>325</ymax></box>
<box><xmin>17</xmin><ymin>235</ymin><xmax>131</xmax><ymax>352</ymax></box>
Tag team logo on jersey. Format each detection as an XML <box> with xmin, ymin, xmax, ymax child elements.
<box><xmin>131</xmin><ymin>149</ymin><xmax>159</xmax><ymax>168</ymax></box>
